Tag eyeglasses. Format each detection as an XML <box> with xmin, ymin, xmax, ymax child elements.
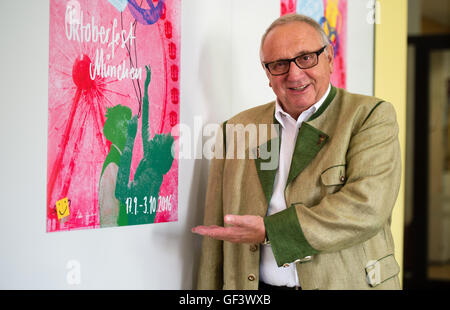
<box><xmin>264</xmin><ymin>45</ymin><xmax>328</xmax><ymax>76</ymax></box>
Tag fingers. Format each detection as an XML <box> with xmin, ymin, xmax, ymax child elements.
<box><xmin>191</xmin><ymin>225</ymin><xmax>221</xmax><ymax>234</ymax></box>
<box><xmin>192</xmin><ymin>225</ymin><xmax>234</xmax><ymax>241</ymax></box>
<box><xmin>146</xmin><ymin>65</ymin><xmax>151</xmax><ymax>72</ymax></box>
<box><xmin>129</xmin><ymin>115</ymin><xmax>138</xmax><ymax>123</ymax></box>
<box><xmin>192</xmin><ymin>215</ymin><xmax>266</xmax><ymax>244</ymax></box>
<box><xmin>145</xmin><ymin>65</ymin><xmax>152</xmax><ymax>85</ymax></box>
<box><xmin>193</xmin><ymin>215</ymin><xmax>246</xmax><ymax>231</ymax></box>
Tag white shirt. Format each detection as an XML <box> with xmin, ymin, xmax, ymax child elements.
<box><xmin>260</xmin><ymin>84</ymin><xmax>331</xmax><ymax>287</ymax></box>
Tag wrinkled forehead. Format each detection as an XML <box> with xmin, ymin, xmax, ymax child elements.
<box><xmin>260</xmin><ymin>21</ymin><xmax>323</xmax><ymax>62</ymax></box>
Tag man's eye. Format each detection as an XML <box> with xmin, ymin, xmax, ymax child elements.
<box><xmin>301</xmin><ymin>54</ymin><xmax>313</xmax><ymax>61</ymax></box>
<box><xmin>273</xmin><ymin>62</ymin><xmax>286</xmax><ymax>68</ymax></box>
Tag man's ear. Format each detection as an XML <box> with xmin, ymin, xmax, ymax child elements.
<box><xmin>261</xmin><ymin>62</ymin><xmax>273</xmax><ymax>88</ymax></box>
<box><xmin>327</xmin><ymin>44</ymin><xmax>335</xmax><ymax>74</ymax></box>
<box><xmin>267</xmin><ymin>74</ymin><xmax>273</xmax><ymax>88</ymax></box>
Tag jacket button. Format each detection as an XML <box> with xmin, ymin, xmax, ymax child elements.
<box><xmin>250</xmin><ymin>244</ymin><xmax>258</xmax><ymax>252</ymax></box>
<box><xmin>248</xmin><ymin>274</ymin><xmax>256</xmax><ymax>281</ymax></box>
<box><xmin>299</xmin><ymin>256</ymin><xmax>313</xmax><ymax>263</ymax></box>
<box><xmin>340</xmin><ymin>176</ymin><xmax>346</xmax><ymax>182</ymax></box>
<box><xmin>317</xmin><ymin>135</ymin><xmax>326</xmax><ymax>145</ymax></box>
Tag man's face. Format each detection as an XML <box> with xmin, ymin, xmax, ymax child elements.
<box><xmin>261</xmin><ymin>22</ymin><xmax>334</xmax><ymax>119</ymax></box>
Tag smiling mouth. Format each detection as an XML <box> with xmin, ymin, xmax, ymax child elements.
<box><xmin>289</xmin><ymin>84</ymin><xmax>310</xmax><ymax>91</ymax></box>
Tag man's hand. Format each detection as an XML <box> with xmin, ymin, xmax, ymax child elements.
<box><xmin>192</xmin><ymin>215</ymin><xmax>265</xmax><ymax>244</ymax></box>
<box><xmin>127</xmin><ymin>115</ymin><xmax>138</xmax><ymax>138</ymax></box>
<box><xmin>144</xmin><ymin>65</ymin><xmax>151</xmax><ymax>87</ymax></box>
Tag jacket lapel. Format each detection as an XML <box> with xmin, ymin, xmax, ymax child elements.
<box><xmin>286</xmin><ymin>123</ymin><xmax>328</xmax><ymax>186</ymax></box>
<box><xmin>254</xmin><ymin>123</ymin><xmax>329</xmax><ymax>205</ymax></box>
<box><xmin>285</xmin><ymin>86</ymin><xmax>336</xmax><ymax>186</ymax></box>
<box><xmin>253</xmin><ymin>86</ymin><xmax>336</xmax><ymax>204</ymax></box>
<box><xmin>253</xmin><ymin>109</ymin><xmax>281</xmax><ymax>206</ymax></box>
<box><xmin>254</xmin><ymin>135</ymin><xmax>280</xmax><ymax>205</ymax></box>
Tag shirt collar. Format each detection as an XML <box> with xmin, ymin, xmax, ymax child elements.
<box><xmin>275</xmin><ymin>83</ymin><xmax>331</xmax><ymax>129</ymax></box>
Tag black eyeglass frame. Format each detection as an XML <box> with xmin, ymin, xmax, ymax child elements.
<box><xmin>263</xmin><ymin>45</ymin><xmax>328</xmax><ymax>76</ymax></box>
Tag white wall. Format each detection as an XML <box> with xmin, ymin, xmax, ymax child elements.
<box><xmin>346</xmin><ymin>0</ymin><xmax>374</xmax><ymax>96</ymax></box>
<box><xmin>0</xmin><ymin>0</ymin><xmax>373</xmax><ymax>289</ymax></box>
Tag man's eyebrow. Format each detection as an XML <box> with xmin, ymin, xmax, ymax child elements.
<box><xmin>266</xmin><ymin>49</ymin><xmax>315</xmax><ymax>63</ymax></box>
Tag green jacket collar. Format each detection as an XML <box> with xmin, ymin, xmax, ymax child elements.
<box><xmin>308</xmin><ymin>85</ymin><xmax>337</xmax><ymax>122</ymax></box>
<box><xmin>255</xmin><ymin>85</ymin><xmax>337</xmax><ymax>204</ymax></box>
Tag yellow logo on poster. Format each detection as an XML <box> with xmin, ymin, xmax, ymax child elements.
<box><xmin>56</xmin><ymin>197</ymin><xmax>70</xmax><ymax>220</ymax></box>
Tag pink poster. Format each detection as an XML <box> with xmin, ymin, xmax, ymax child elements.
<box><xmin>281</xmin><ymin>0</ymin><xmax>347</xmax><ymax>89</ymax></box>
<box><xmin>47</xmin><ymin>0</ymin><xmax>180</xmax><ymax>232</ymax></box>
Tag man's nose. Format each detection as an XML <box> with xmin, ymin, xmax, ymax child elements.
<box><xmin>286</xmin><ymin>61</ymin><xmax>307</xmax><ymax>80</ymax></box>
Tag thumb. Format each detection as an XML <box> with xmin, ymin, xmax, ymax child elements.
<box><xmin>224</xmin><ymin>215</ymin><xmax>246</xmax><ymax>227</ymax></box>
<box><xmin>224</xmin><ymin>215</ymin><xmax>236</xmax><ymax>226</ymax></box>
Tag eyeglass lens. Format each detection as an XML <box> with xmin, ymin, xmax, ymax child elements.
<box><xmin>296</xmin><ymin>53</ymin><xmax>317</xmax><ymax>69</ymax></box>
<box><xmin>268</xmin><ymin>52</ymin><xmax>318</xmax><ymax>75</ymax></box>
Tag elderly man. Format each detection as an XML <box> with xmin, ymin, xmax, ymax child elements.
<box><xmin>192</xmin><ymin>14</ymin><xmax>401</xmax><ymax>290</ymax></box>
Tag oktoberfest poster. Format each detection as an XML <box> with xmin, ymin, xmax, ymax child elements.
<box><xmin>47</xmin><ymin>0</ymin><xmax>180</xmax><ymax>232</ymax></box>
<box><xmin>281</xmin><ymin>0</ymin><xmax>347</xmax><ymax>89</ymax></box>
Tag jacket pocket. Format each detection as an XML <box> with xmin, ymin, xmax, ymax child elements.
<box><xmin>365</xmin><ymin>254</ymin><xmax>400</xmax><ymax>287</ymax></box>
<box><xmin>320</xmin><ymin>164</ymin><xmax>346</xmax><ymax>186</ymax></box>
<box><xmin>320</xmin><ymin>165</ymin><xmax>346</xmax><ymax>196</ymax></box>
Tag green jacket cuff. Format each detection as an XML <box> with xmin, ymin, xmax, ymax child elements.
<box><xmin>264</xmin><ymin>206</ymin><xmax>319</xmax><ymax>267</ymax></box>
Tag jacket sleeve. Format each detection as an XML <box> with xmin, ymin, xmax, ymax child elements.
<box><xmin>264</xmin><ymin>101</ymin><xmax>402</xmax><ymax>266</ymax></box>
<box><xmin>196</xmin><ymin>124</ymin><xmax>226</xmax><ymax>289</ymax></box>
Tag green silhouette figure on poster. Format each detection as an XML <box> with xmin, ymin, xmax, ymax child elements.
<box><xmin>99</xmin><ymin>104</ymin><xmax>132</xmax><ymax>227</ymax></box>
<box><xmin>115</xmin><ymin>65</ymin><xmax>175</xmax><ymax>225</ymax></box>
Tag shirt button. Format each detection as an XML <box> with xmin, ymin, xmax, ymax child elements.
<box><xmin>250</xmin><ymin>244</ymin><xmax>258</xmax><ymax>252</ymax></box>
<box><xmin>248</xmin><ymin>274</ymin><xmax>256</xmax><ymax>281</ymax></box>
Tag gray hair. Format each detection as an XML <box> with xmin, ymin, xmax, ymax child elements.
<box><xmin>260</xmin><ymin>13</ymin><xmax>330</xmax><ymax>56</ymax></box>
